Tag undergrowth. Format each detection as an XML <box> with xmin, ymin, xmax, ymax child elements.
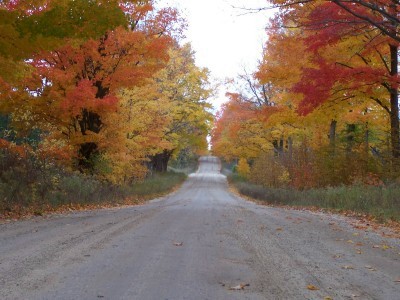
<box><xmin>229</xmin><ymin>174</ymin><xmax>400</xmax><ymax>223</ymax></box>
<box><xmin>0</xmin><ymin>168</ymin><xmax>186</xmax><ymax>218</ymax></box>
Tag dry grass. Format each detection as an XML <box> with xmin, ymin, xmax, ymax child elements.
<box><xmin>229</xmin><ymin>175</ymin><xmax>400</xmax><ymax>223</ymax></box>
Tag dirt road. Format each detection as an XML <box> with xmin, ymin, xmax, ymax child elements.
<box><xmin>0</xmin><ymin>156</ymin><xmax>399</xmax><ymax>299</ymax></box>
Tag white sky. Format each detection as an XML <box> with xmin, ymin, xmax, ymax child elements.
<box><xmin>157</xmin><ymin>0</ymin><xmax>274</xmax><ymax>110</ymax></box>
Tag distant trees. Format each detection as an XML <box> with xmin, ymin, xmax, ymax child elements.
<box><xmin>212</xmin><ymin>0</ymin><xmax>400</xmax><ymax>188</ymax></box>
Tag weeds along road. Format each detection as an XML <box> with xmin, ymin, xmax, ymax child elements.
<box><xmin>0</xmin><ymin>156</ymin><xmax>399</xmax><ymax>299</ymax></box>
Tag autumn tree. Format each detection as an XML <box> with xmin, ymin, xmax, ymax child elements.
<box><xmin>262</xmin><ymin>0</ymin><xmax>400</xmax><ymax>164</ymax></box>
<box><xmin>213</xmin><ymin>0</ymin><xmax>399</xmax><ymax>188</ymax></box>
<box><xmin>149</xmin><ymin>43</ymin><xmax>213</xmax><ymax>172</ymax></box>
<box><xmin>0</xmin><ymin>1</ymin><xmax>184</xmax><ymax>177</ymax></box>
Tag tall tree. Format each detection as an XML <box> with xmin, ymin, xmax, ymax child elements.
<box><xmin>149</xmin><ymin>44</ymin><xmax>213</xmax><ymax>172</ymax></box>
<box><xmin>0</xmin><ymin>1</ymin><xmax>182</xmax><ymax>173</ymax></box>
<box><xmin>265</xmin><ymin>0</ymin><xmax>400</xmax><ymax>163</ymax></box>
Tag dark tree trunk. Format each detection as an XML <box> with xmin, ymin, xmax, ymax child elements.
<box><xmin>78</xmin><ymin>142</ymin><xmax>98</xmax><ymax>170</ymax></box>
<box><xmin>78</xmin><ymin>109</ymin><xmax>102</xmax><ymax>169</ymax></box>
<box><xmin>329</xmin><ymin>119</ymin><xmax>337</xmax><ymax>149</ymax></box>
<box><xmin>364</xmin><ymin>122</ymin><xmax>369</xmax><ymax>154</ymax></box>
<box><xmin>149</xmin><ymin>149</ymin><xmax>173</xmax><ymax>173</ymax></box>
<box><xmin>76</xmin><ymin>39</ymin><xmax>110</xmax><ymax>171</ymax></box>
<box><xmin>389</xmin><ymin>43</ymin><xmax>400</xmax><ymax>160</ymax></box>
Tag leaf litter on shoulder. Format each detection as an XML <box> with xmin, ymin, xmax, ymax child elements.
<box><xmin>229</xmin><ymin>283</ymin><xmax>250</xmax><ymax>291</ymax></box>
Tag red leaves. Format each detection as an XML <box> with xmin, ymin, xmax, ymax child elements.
<box><xmin>61</xmin><ymin>80</ymin><xmax>118</xmax><ymax>117</ymax></box>
<box><xmin>262</xmin><ymin>1</ymin><xmax>400</xmax><ymax>116</ymax></box>
<box><xmin>62</xmin><ymin>80</ymin><xmax>97</xmax><ymax>115</ymax></box>
<box><xmin>293</xmin><ymin>59</ymin><xmax>342</xmax><ymax>116</ymax></box>
<box><xmin>304</xmin><ymin>2</ymin><xmax>365</xmax><ymax>52</ymax></box>
<box><xmin>0</xmin><ymin>139</ymin><xmax>29</xmax><ymax>159</ymax></box>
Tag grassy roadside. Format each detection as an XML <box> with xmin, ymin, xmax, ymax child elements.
<box><xmin>229</xmin><ymin>174</ymin><xmax>400</xmax><ymax>223</ymax></box>
<box><xmin>1</xmin><ymin>171</ymin><xmax>186</xmax><ymax>220</ymax></box>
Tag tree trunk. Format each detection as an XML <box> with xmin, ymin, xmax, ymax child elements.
<box><xmin>364</xmin><ymin>122</ymin><xmax>369</xmax><ymax>154</ymax></box>
<box><xmin>78</xmin><ymin>142</ymin><xmax>98</xmax><ymax>170</ymax></box>
<box><xmin>389</xmin><ymin>43</ymin><xmax>400</xmax><ymax>161</ymax></box>
<box><xmin>329</xmin><ymin>119</ymin><xmax>337</xmax><ymax>148</ymax></box>
<box><xmin>78</xmin><ymin>109</ymin><xmax>102</xmax><ymax>169</ymax></box>
<box><xmin>149</xmin><ymin>149</ymin><xmax>173</xmax><ymax>173</ymax></box>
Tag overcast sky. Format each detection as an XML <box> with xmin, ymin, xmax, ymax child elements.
<box><xmin>157</xmin><ymin>0</ymin><xmax>274</xmax><ymax>109</ymax></box>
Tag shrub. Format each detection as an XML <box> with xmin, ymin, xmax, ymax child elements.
<box><xmin>0</xmin><ymin>146</ymin><xmax>186</xmax><ymax>217</ymax></box>
<box><xmin>230</xmin><ymin>174</ymin><xmax>400</xmax><ymax>222</ymax></box>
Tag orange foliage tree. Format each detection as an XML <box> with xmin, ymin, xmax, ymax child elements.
<box><xmin>213</xmin><ymin>0</ymin><xmax>399</xmax><ymax>188</ymax></box>
<box><xmin>0</xmin><ymin>1</ymin><xmax>211</xmax><ymax>182</ymax></box>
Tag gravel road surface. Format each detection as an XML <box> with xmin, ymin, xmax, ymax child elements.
<box><xmin>0</xmin><ymin>156</ymin><xmax>399</xmax><ymax>299</ymax></box>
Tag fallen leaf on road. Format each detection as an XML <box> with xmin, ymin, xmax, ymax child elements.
<box><xmin>276</xmin><ymin>227</ymin><xmax>283</xmax><ymax>231</ymax></box>
<box><xmin>382</xmin><ymin>244</ymin><xmax>391</xmax><ymax>250</ymax></box>
<box><xmin>307</xmin><ymin>284</ymin><xmax>319</xmax><ymax>291</ymax></box>
<box><xmin>353</xmin><ymin>233</ymin><xmax>359</xmax><ymax>236</ymax></box>
<box><xmin>393</xmin><ymin>279</ymin><xmax>400</xmax><ymax>283</ymax></box>
<box><xmin>229</xmin><ymin>283</ymin><xmax>250</xmax><ymax>290</ymax></box>
<box><xmin>342</xmin><ymin>265</ymin><xmax>354</xmax><ymax>270</ymax></box>
<box><xmin>365</xmin><ymin>265</ymin><xmax>376</xmax><ymax>271</ymax></box>
<box><xmin>355</xmin><ymin>249</ymin><xmax>362</xmax><ymax>254</ymax></box>
<box><xmin>173</xmin><ymin>242</ymin><xmax>183</xmax><ymax>246</ymax></box>
<box><xmin>373</xmin><ymin>245</ymin><xmax>380</xmax><ymax>248</ymax></box>
<box><xmin>347</xmin><ymin>240</ymin><xmax>354</xmax><ymax>244</ymax></box>
<box><xmin>324</xmin><ymin>297</ymin><xmax>333</xmax><ymax>300</ymax></box>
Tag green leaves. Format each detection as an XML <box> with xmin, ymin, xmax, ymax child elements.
<box><xmin>16</xmin><ymin>0</ymin><xmax>127</xmax><ymax>40</ymax></box>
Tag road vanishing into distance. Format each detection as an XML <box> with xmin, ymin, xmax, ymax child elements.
<box><xmin>0</xmin><ymin>156</ymin><xmax>399</xmax><ymax>299</ymax></box>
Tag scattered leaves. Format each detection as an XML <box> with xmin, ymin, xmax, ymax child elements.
<box><xmin>365</xmin><ymin>265</ymin><xmax>376</xmax><ymax>271</ymax></box>
<box><xmin>229</xmin><ymin>283</ymin><xmax>250</xmax><ymax>290</ymax></box>
<box><xmin>342</xmin><ymin>265</ymin><xmax>354</xmax><ymax>270</ymax></box>
<box><xmin>307</xmin><ymin>284</ymin><xmax>319</xmax><ymax>291</ymax></box>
